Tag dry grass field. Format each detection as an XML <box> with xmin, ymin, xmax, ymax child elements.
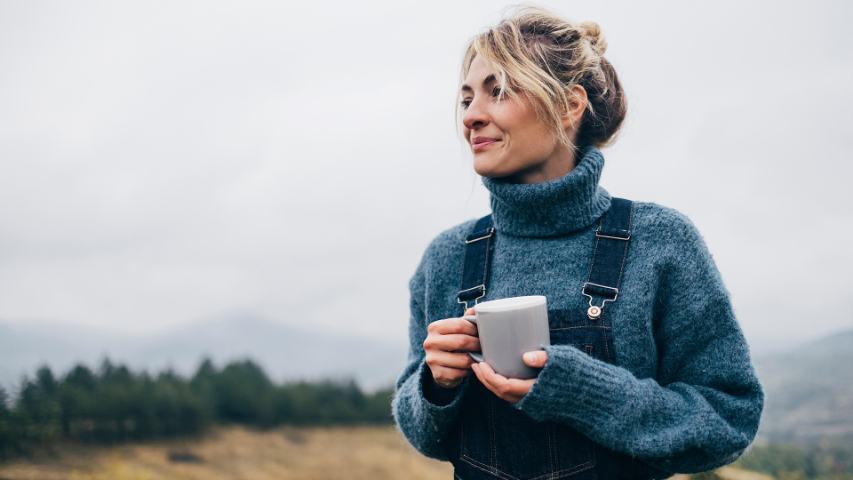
<box><xmin>0</xmin><ymin>425</ymin><xmax>772</xmax><ymax>480</ymax></box>
<box><xmin>0</xmin><ymin>425</ymin><xmax>451</xmax><ymax>480</ymax></box>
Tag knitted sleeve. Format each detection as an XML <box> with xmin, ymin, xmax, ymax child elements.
<box><xmin>391</xmin><ymin>236</ymin><xmax>470</xmax><ymax>461</ymax></box>
<box><xmin>511</xmin><ymin>209</ymin><xmax>765</xmax><ymax>475</ymax></box>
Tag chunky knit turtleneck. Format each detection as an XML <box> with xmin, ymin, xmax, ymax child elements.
<box><xmin>481</xmin><ymin>144</ymin><xmax>612</xmax><ymax>238</ymax></box>
<box><xmin>392</xmin><ymin>154</ymin><xmax>765</xmax><ymax>475</ymax></box>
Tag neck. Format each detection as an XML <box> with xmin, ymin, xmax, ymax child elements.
<box><xmin>481</xmin><ymin>144</ymin><xmax>612</xmax><ymax>237</ymax></box>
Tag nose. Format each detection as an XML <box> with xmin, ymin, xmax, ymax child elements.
<box><xmin>462</xmin><ymin>98</ymin><xmax>489</xmax><ymax>131</ymax></box>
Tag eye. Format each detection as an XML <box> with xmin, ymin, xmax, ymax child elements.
<box><xmin>460</xmin><ymin>86</ymin><xmax>507</xmax><ymax>110</ymax></box>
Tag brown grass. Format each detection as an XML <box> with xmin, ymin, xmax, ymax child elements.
<box><xmin>0</xmin><ymin>426</ymin><xmax>772</xmax><ymax>480</ymax></box>
<box><xmin>0</xmin><ymin>425</ymin><xmax>452</xmax><ymax>480</ymax></box>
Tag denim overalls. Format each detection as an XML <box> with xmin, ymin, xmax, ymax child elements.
<box><xmin>449</xmin><ymin>198</ymin><xmax>669</xmax><ymax>480</ymax></box>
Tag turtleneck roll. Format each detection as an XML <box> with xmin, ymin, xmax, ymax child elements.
<box><xmin>481</xmin><ymin>144</ymin><xmax>611</xmax><ymax>237</ymax></box>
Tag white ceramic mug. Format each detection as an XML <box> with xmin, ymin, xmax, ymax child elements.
<box><xmin>463</xmin><ymin>295</ymin><xmax>550</xmax><ymax>379</ymax></box>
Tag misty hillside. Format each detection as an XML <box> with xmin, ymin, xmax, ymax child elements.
<box><xmin>0</xmin><ymin>314</ymin><xmax>407</xmax><ymax>393</ymax></box>
<box><xmin>3</xmin><ymin>315</ymin><xmax>852</xmax><ymax>442</ymax></box>
<box><xmin>753</xmin><ymin>327</ymin><xmax>853</xmax><ymax>443</ymax></box>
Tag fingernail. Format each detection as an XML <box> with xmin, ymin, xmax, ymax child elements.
<box><xmin>524</xmin><ymin>352</ymin><xmax>537</xmax><ymax>362</ymax></box>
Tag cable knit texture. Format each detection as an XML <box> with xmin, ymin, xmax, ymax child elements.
<box><xmin>391</xmin><ymin>145</ymin><xmax>765</xmax><ymax>475</ymax></box>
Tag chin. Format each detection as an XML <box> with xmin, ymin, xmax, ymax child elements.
<box><xmin>474</xmin><ymin>162</ymin><xmax>524</xmax><ymax>181</ymax></box>
<box><xmin>474</xmin><ymin>157</ymin><xmax>512</xmax><ymax>179</ymax></box>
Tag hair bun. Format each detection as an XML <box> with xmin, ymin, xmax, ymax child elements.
<box><xmin>578</xmin><ymin>21</ymin><xmax>607</xmax><ymax>55</ymax></box>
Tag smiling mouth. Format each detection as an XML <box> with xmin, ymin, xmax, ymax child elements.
<box><xmin>472</xmin><ymin>140</ymin><xmax>499</xmax><ymax>151</ymax></box>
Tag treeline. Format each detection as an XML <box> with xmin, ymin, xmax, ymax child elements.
<box><xmin>0</xmin><ymin>358</ymin><xmax>394</xmax><ymax>460</ymax></box>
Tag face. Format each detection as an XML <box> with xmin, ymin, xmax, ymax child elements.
<box><xmin>460</xmin><ymin>55</ymin><xmax>583</xmax><ymax>183</ymax></box>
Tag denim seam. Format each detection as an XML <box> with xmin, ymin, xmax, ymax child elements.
<box><xmin>489</xmin><ymin>395</ymin><xmax>496</xmax><ymax>468</ymax></box>
<box><xmin>528</xmin><ymin>459</ymin><xmax>597</xmax><ymax>480</ymax></box>
<box><xmin>549</xmin><ymin>423</ymin><xmax>557</xmax><ymax>474</ymax></box>
<box><xmin>550</xmin><ymin>325</ymin><xmax>611</xmax><ymax>331</ymax></box>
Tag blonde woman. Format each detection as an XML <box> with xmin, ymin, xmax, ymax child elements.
<box><xmin>391</xmin><ymin>6</ymin><xmax>764</xmax><ymax>480</ymax></box>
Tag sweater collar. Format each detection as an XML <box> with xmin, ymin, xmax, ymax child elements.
<box><xmin>480</xmin><ymin>144</ymin><xmax>612</xmax><ymax>237</ymax></box>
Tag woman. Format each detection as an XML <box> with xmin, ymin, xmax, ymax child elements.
<box><xmin>391</xmin><ymin>6</ymin><xmax>764</xmax><ymax>480</ymax></box>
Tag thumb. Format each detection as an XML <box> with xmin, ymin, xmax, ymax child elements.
<box><xmin>464</xmin><ymin>306</ymin><xmax>476</xmax><ymax>317</ymax></box>
<box><xmin>523</xmin><ymin>350</ymin><xmax>547</xmax><ymax>367</ymax></box>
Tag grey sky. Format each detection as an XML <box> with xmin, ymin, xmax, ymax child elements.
<box><xmin>1</xmin><ymin>1</ymin><xmax>851</xmax><ymax>353</ymax></box>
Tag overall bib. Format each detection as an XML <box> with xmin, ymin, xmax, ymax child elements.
<box><xmin>449</xmin><ymin>198</ymin><xmax>669</xmax><ymax>480</ymax></box>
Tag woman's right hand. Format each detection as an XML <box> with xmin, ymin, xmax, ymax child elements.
<box><xmin>423</xmin><ymin>306</ymin><xmax>481</xmax><ymax>389</ymax></box>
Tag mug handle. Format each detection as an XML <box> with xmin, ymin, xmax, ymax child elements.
<box><xmin>462</xmin><ymin>315</ymin><xmax>484</xmax><ymax>363</ymax></box>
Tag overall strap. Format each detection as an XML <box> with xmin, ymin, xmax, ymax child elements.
<box><xmin>456</xmin><ymin>215</ymin><xmax>496</xmax><ymax>313</ymax></box>
<box><xmin>582</xmin><ymin>197</ymin><xmax>634</xmax><ymax>320</ymax></box>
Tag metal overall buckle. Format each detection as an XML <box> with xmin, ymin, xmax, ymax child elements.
<box><xmin>581</xmin><ymin>282</ymin><xmax>619</xmax><ymax>320</ymax></box>
<box><xmin>457</xmin><ymin>285</ymin><xmax>485</xmax><ymax>313</ymax></box>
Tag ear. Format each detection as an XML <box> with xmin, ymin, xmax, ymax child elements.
<box><xmin>560</xmin><ymin>84</ymin><xmax>588</xmax><ymax>131</ymax></box>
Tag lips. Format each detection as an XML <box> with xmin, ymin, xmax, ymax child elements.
<box><xmin>472</xmin><ymin>136</ymin><xmax>500</xmax><ymax>146</ymax></box>
<box><xmin>471</xmin><ymin>138</ymin><xmax>499</xmax><ymax>152</ymax></box>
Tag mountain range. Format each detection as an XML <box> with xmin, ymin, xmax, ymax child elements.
<box><xmin>752</xmin><ymin>327</ymin><xmax>853</xmax><ymax>444</ymax></box>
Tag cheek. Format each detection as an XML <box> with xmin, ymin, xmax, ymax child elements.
<box><xmin>507</xmin><ymin>124</ymin><xmax>551</xmax><ymax>158</ymax></box>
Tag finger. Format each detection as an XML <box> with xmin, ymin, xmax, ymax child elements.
<box><xmin>476</xmin><ymin>361</ymin><xmax>534</xmax><ymax>398</ymax></box>
<box><xmin>426</xmin><ymin>350</ymin><xmax>476</xmax><ymax>370</ymax></box>
<box><xmin>506</xmin><ymin>378</ymin><xmax>536</xmax><ymax>396</ymax></box>
<box><xmin>423</xmin><ymin>333</ymin><xmax>481</xmax><ymax>354</ymax></box>
<box><xmin>428</xmin><ymin>317</ymin><xmax>478</xmax><ymax>336</ymax></box>
<box><xmin>462</xmin><ymin>307</ymin><xmax>479</xmax><ymax>335</ymax></box>
<box><xmin>523</xmin><ymin>350</ymin><xmax>548</xmax><ymax>368</ymax></box>
<box><xmin>430</xmin><ymin>364</ymin><xmax>472</xmax><ymax>385</ymax></box>
<box><xmin>474</xmin><ymin>361</ymin><xmax>504</xmax><ymax>390</ymax></box>
<box><xmin>471</xmin><ymin>363</ymin><xmax>500</xmax><ymax>397</ymax></box>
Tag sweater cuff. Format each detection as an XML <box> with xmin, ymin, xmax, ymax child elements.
<box><xmin>418</xmin><ymin>359</ymin><xmax>467</xmax><ymax>410</ymax></box>
<box><xmin>422</xmin><ymin>364</ymin><xmax>464</xmax><ymax>406</ymax></box>
<box><xmin>511</xmin><ymin>344</ymin><xmax>626</xmax><ymax>428</ymax></box>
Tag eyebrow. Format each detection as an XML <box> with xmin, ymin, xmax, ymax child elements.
<box><xmin>460</xmin><ymin>73</ymin><xmax>497</xmax><ymax>94</ymax></box>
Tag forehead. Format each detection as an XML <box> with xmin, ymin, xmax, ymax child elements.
<box><xmin>462</xmin><ymin>56</ymin><xmax>501</xmax><ymax>91</ymax></box>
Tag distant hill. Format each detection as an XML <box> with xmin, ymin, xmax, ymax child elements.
<box><xmin>753</xmin><ymin>327</ymin><xmax>853</xmax><ymax>444</ymax></box>
<box><xmin>4</xmin><ymin>315</ymin><xmax>851</xmax><ymax>444</ymax></box>
<box><xmin>0</xmin><ymin>313</ymin><xmax>407</xmax><ymax>394</ymax></box>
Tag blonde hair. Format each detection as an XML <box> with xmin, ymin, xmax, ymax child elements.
<box><xmin>456</xmin><ymin>5</ymin><xmax>627</xmax><ymax>153</ymax></box>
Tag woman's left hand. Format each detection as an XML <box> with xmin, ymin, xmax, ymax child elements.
<box><xmin>471</xmin><ymin>350</ymin><xmax>548</xmax><ymax>404</ymax></box>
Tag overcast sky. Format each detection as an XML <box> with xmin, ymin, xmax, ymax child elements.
<box><xmin>1</xmin><ymin>0</ymin><xmax>851</xmax><ymax>354</ymax></box>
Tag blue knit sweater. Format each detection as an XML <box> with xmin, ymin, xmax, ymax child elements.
<box><xmin>390</xmin><ymin>145</ymin><xmax>765</xmax><ymax>475</ymax></box>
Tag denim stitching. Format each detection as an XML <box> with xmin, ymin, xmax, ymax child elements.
<box><xmin>605</xmin><ymin>202</ymin><xmax>632</xmax><ymax>364</ymax></box>
<box><xmin>459</xmin><ymin>455</ymin><xmax>519</xmax><ymax>480</ymax></box>
<box><xmin>549</xmin><ymin>423</ymin><xmax>556</xmax><ymax>475</ymax></box>
<box><xmin>549</xmin><ymin>325</ymin><xmax>611</xmax><ymax>331</ymax></box>
<box><xmin>490</xmin><ymin>396</ymin><xmax>497</xmax><ymax>469</ymax></box>
<box><xmin>460</xmin><ymin>408</ymin><xmax>466</xmax><ymax>457</ymax></box>
<box><xmin>528</xmin><ymin>457</ymin><xmax>596</xmax><ymax>480</ymax></box>
<box><xmin>584</xmin><ymin>230</ymin><xmax>602</xmax><ymax>299</ymax></box>
<box><xmin>482</xmin><ymin>233</ymin><xmax>493</xmax><ymax>305</ymax></box>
